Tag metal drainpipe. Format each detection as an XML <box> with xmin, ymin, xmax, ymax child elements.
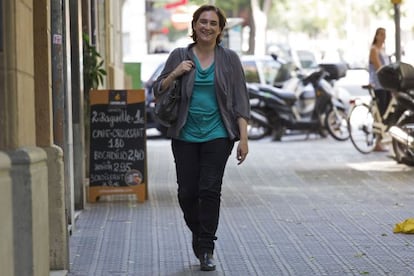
<box><xmin>51</xmin><ymin>0</ymin><xmax>64</xmax><ymax>148</ymax></box>
<box><xmin>63</xmin><ymin>0</ymin><xmax>76</xmax><ymax>229</ymax></box>
<box><xmin>91</xmin><ymin>0</ymin><xmax>97</xmax><ymax>45</ymax></box>
<box><xmin>393</xmin><ymin>3</ymin><xmax>401</xmax><ymax>62</ymax></box>
<box><xmin>69</xmin><ymin>0</ymin><xmax>85</xmax><ymax>212</ymax></box>
<box><xmin>51</xmin><ymin>0</ymin><xmax>75</xmax><ymax>231</ymax></box>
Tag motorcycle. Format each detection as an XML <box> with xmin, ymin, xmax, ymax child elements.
<box><xmin>377</xmin><ymin>61</ymin><xmax>414</xmax><ymax>165</ymax></box>
<box><xmin>247</xmin><ymin>62</ymin><xmax>349</xmax><ymax>141</ymax></box>
<box><xmin>270</xmin><ymin>53</ymin><xmax>351</xmax><ymax>122</ymax></box>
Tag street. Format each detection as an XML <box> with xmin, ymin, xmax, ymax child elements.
<box><xmin>69</xmin><ymin>135</ymin><xmax>414</xmax><ymax>276</ymax></box>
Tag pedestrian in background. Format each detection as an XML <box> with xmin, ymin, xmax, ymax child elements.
<box><xmin>369</xmin><ymin>27</ymin><xmax>391</xmax><ymax>152</ymax></box>
<box><xmin>153</xmin><ymin>4</ymin><xmax>250</xmax><ymax>271</ymax></box>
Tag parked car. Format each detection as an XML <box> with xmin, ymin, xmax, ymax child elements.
<box><xmin>241</xmin><ymin>54</ymin><xmax>318</xmax><ymax>113</ymax></box>
<box><xmin>143</xmin><ymin>59</ymin><xmax>168</xmax><ymax>137</ymax></box>
<box><xmin>267</xmin><ymin>43</ymin><xmax>320</xmax><ymax>75</ymax></box>
<box><xmin>240</xmin><ymin>54</ymin><xmax>293</xmax><ymax>88</ymax></box>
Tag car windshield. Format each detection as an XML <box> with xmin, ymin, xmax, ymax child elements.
<box><xmin>260</xmin><ymin>60</ymin><xmax>281</xmax><ymax>85</ymax></box>
<box><xmin>243</xmin><ymin>58</ymin><xmax>287</xmax><ymax>85</ymax></box>
<box><xmin>243</xmin><ymin>60</ymin><xmax>261</xmax><ymax>83</ymax></box>
<box><xmin>296</xmin><ymin>50</ymin><xmax>318</xmax><ymax>69</ymax></box>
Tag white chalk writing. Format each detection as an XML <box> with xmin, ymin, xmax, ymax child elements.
<box><xmin>92</xmin><ymin>128</ymin><xmax>145</xmax><ymax>139</ymax></box>
<box><xmin>91</xmin><ymin>109</ymin><xmax>144</xmax><ymax>127</ymax></box>
<box><xmin>93</xmin><ymin>149</ymin><xmax>145</xmax><ymax>161</ymax></box>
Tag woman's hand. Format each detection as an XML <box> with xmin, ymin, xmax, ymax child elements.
<box><xmin>161</xmin><ymin>60</ymin><xmax>194</xmax><ymax>91</ymax></box>
<box><xmin>237</xmin><ymin>139</ymin><xmax>248</xmax><ymax>165</ymax></box>
<box><xmin>174</xmin><ymin>60</ymin><xmax>194</xmax><ymax>77</ymax></box>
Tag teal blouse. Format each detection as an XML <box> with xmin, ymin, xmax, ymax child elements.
<box><xmin>179</xmin><ymin>57</ymin><xmax>228</xmax><ymax>142</ymax></box>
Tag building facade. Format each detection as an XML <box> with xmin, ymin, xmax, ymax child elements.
<box><xmin>0</xmin><ymin>0</ymin><xmax>124</xmax><ymax>274</ymax></box>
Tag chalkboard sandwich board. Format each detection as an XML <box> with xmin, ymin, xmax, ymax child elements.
<box><xmin>88</xmin><ymin>89</ymin><xmax>147</xmax><ymax>202</ymax></box>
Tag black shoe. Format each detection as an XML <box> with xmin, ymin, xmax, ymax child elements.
<box><xmin>199</xmin><ymin>252</ymin><xmax>216</xmax><ymax>271</ymax></box>
<box><xmin>192</xmin><ymin>234</ymin><xmax>199</xmax><ymax>259</ymax></box>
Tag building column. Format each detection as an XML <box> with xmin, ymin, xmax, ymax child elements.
<box><xmin>35</xmin><ymin>0</ymin><xmax>69</xmax><ymax>270</ymax></box>
<box><xmin>0</xmin><ymin>1</ymin><xmax>14</xmax><ymax>273</ymax></box>
<box><xmin>1</xmin><ymin>0</ymin><xmax>53</xmax><ymax>275</ymax></box>
<box><xmin>0</xmin><ymin>153</ymin><xmax>14</xmax><ymax>276</ymax></box>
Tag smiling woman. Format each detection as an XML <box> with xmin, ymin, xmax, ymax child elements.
<box><xmin>152</xmin><ymin>4</ymin><xmax>250</xmax><ymax>272</ymax></box>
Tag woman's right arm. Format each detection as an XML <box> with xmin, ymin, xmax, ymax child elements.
<box><xmin>369</xmin><ymin>47</ymin><xmax>382</xmax><ymax>70</ymax></box>
<box><xmin>160</xmin><ymin>70</ymin><xmax>179</xmax><ymax>91</ymax></box>
<box><xmin>153</xmin><ymin>49</ymin><xmax>180</xmax><ymax>98</ymax></box>
<box><xmin>153</xmin><ymin>49</ymin><xmax>194</xmax><ymax>96</ymax></box>
<box><xmin>161</xmin><ymin>60</ymin><xmax>194</xmax><ymax>91</ymax></box>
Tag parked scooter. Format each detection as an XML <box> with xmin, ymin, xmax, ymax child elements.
<box><xmin>277</xmin><ymin>60</ymin><xmax>351</xmax><ymax>120</ymax></box>
<box><xmin>247</xmin><ymin>63</ymin><xmax>349</xmax><ymax>141</ymax></box>
<box><xmin>377</xmin><ymin>61</ymin><xmax>414</xmax><ymax>165</ymax></box>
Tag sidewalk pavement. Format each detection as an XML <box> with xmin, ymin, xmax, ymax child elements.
<box><xmin>68</xmin><ymin>135</ymin><xmax>414</xmax><ymax>276</ymax></box>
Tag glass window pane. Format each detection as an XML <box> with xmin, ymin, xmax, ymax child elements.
<box><xmin>242</xmin><ymin>61</ymin><xmax>260</xmax><ymax>83</ymax></box>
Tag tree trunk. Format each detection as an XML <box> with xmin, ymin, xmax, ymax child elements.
<box><xmin>250</xmin><ymin>0</ymin><xmax>272</xmax><ymax>55</ymax></box>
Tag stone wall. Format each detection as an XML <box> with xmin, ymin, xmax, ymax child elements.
<box><xmin>0</xmin><ymin>152</ymin><xmax>14</xmax><ymax>276</ymax></box>
<box><xmin>10</xmin><ymin>148</ymin><xmax>49</xmax><ymax>276</ymax></box>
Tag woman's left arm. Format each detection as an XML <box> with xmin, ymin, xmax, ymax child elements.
<box><xmin>237</xmin><ymin>117</ymin><xmax>249</xmax><ymax>165</ymax></box>
<box><xmin>224</xmin><ymin>48</ymin><xmax>250</xmax><ymax>164</ymax></box>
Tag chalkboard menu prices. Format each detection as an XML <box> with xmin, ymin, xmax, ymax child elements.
<box><xmin>88</xmin><ymin>89</ymin><xmax>147</xmax><ymax>203</ymax></box>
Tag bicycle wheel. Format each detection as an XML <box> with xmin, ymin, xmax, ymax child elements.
<box><xmin>347</xmin><ymin>103</ymin><xmax>377</xmax><ymax>153</ymax></box>
<box><xmin>392</xmin><ymin>117</ymin><xmax>414</xmax><ymax>166</ymax></box>
<box><xmin>325</xmin><ymin>108</ymin><xmax>349</xmax><ymax>141</ymax></box>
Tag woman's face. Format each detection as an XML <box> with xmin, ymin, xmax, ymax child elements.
<box><xmin>194</xmin><ymin>10</ymin><xmax>221</xmax><ymax>45</ymax></box>
<box><xmin>376</xmin><ymin>29</ymin><xmax>386</xmax><ymax>43</ymax></box>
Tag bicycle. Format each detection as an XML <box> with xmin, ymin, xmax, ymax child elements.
<box><xmin>347</xmin><ymin>84</ymin><xmax>399</xmax><ymax>153</ymax></box>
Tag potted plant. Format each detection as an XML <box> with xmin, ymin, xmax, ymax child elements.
<box><xmin>83</xmin><ymin>33</ymin><xmax>106</xmax><ymax>95</ymax></box>
<box><xmin>83</xmin><ymin>33</ymin><xmax>106</xmax><ymax>177</ymax></box>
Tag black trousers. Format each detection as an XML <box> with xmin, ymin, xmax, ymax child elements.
<box><xmin>374</xmin><ymin>88</ymin><xmax>392</xmax><ymax>117</ymax></box>
<box><xmin>172</xmin><ymin>138</ymin><xmax>234</xmax><ymax>254</ymax></box>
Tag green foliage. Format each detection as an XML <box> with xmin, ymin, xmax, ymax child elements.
<box><xmin>369</xmin><ymin>0</ymin><xmax>395</xmax><ymax>19</ymax></box>
<box><xmin>189</xmin><ymin>0</ymin><xmax>250</xmax><ymax>17</ymax></box>
<box><xmin>83</xmin><ymin>33</ymin><xmax>106</xmax><ymax>92</ymax></box>
<box><xmin>187</xmin><ymin>0</ymin><xmax>402</xmax><ymax>39</ymax></box>
<box><xmin>163</xmin><ymin>0</ymin><xmax>407</xmax><ymax>52</ymax></box>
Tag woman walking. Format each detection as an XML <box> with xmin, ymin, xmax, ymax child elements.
<box><xmin>153</xmin><ymin>4</ymin><xmax>250</xmax><ymax>271</ymax></box>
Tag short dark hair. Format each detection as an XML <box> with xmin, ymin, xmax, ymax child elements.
<box><xmin>190</xmin><ymin>5</ymin><xmax>227</xmax><ymax>45</ymax></box>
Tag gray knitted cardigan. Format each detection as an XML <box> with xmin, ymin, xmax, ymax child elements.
<box><xmin>153</xmin><ymin>43</ymin><xmax>250</xmax><ymax>140</ymax></box>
